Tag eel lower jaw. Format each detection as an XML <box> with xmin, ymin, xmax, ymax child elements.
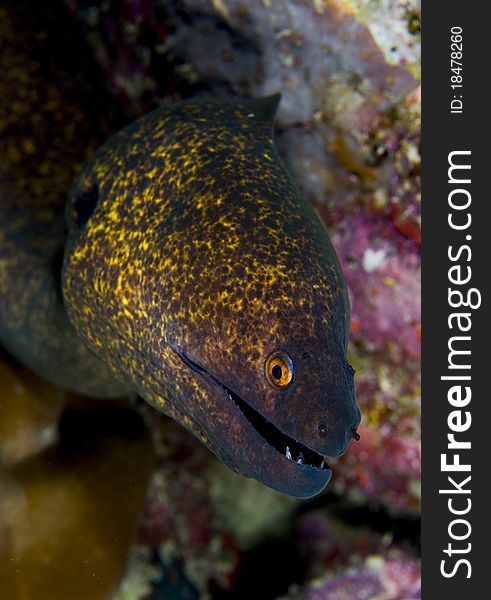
<box><xmin>178</xmin><ymin>351</ymin><xmax>332</xmax><ymax>485</ymax></box>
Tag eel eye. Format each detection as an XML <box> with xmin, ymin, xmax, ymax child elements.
<box><xmin>265</xmin><ymin>351</ymin><xmax>294</xmax><ymax>389</ymax></box>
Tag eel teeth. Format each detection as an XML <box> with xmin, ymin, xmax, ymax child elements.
<box><xmin>178</xmin><ymin>351</ymin><xmax>329</xmax><ymax>472</ymax></box>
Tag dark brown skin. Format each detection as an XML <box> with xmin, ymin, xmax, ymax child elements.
<box><xmin>0</xmin><ymin>1</ymin><xmax>360</xmax><ymax>498</ymax></box>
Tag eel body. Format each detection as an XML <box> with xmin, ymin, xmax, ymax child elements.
<box><xmin>0</xmin><ymin>0</ymin><xmax>127</xmax><ymax>397</ymax></box>
<box><xmin>0</xmin><ymin>1</ymin><xmax>360</xmax><ymax>498</ymax></box>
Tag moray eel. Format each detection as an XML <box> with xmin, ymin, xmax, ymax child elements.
<box><xmin>1</xmin><ymin>2</ymin><xmax>360</xmax><ymax>498</ymax></box>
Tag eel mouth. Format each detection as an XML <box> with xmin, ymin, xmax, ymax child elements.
<box><xmin>179</xmin><ymin>352</ymin><xmax>329</xmax><ymax>472</ymax></box>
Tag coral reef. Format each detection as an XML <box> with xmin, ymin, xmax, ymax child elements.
<box><xmin>113</xmin><ymin>409</ymin><xmax>420</xmax><ymax>598</ymax></box>
<box><xmin>282</xmin><ymin>552</ymin><xmax>420</xmax><ymax>600</ymax></box>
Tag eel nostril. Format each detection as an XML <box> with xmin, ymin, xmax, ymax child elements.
<box><xmin>318</xmin><ymin>422</ymin><xmax>328</xmax><ymax>437</ymax></box>
<box><xmin>351</xmin><ymin>428</ymin><xmax>360</xmax><ymax>441</ymax></box>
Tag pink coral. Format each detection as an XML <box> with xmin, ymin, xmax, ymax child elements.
<box><xmin>292</xmin><ymin>553</ymin><xmax>420</xmax><ymax>600</ymax></box>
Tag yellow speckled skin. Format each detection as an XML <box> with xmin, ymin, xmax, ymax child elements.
<box><xmin>63</xmin><ymin>98</ymin><xmax>360</xmax><ymax>497</ymax></box>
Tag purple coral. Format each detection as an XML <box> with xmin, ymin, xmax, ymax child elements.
<box><xmin>293</xmin><ymin>553</ymin><xmax>421</xmax><ymax>600</ymax></box>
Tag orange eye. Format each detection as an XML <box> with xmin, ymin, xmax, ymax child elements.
<box><xmin>265</xmin><ymin>351</ymin><xmax>294</xmax><ymax>389</ymax></box>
